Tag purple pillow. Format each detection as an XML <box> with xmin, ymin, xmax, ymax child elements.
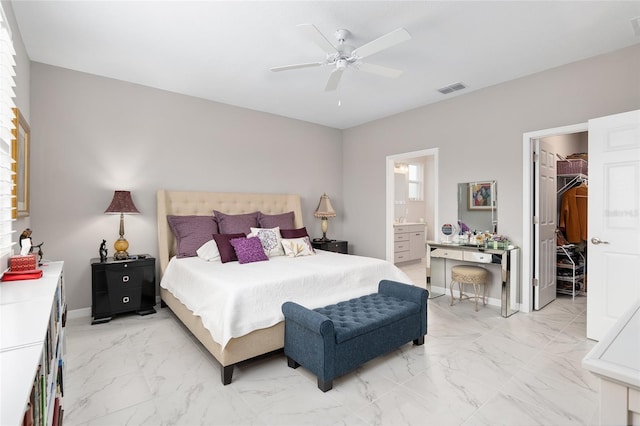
<box><xmin>230</xmin><ymin>237</ymin><xmax>269</xmax><ymax>264</ymax></box>
<box><xmin>280</xmin><ymin>227</ymin><xmax>309</xmax><ymax>239</ymax></box>
<box><xmin>212</xmin><ymin>233</ymin><xmax>246</xmax><ymax>263</ymax></box>
<box><xmin>258</xmin><ymin>211</ymin><xmax>295</xmax><ymax>229</ymax></box>
<box><xmin>167</xmin><ymin>215</ymin><xmax>218</xmax><ymax>258</ymax></box>
<box><xmin>214</xmin><ymin>210</ymin><xmax>259</xmax><ymax>235</ymax></box>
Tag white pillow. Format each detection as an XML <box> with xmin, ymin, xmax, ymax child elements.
<box><xmin>196</xmin><ymin>239</ymin><xmax>221</xmax><ymax>262</ymax></box>
<box><xmin>248</xmin><ymin>227</ymin><xmax>284</xmax><ymax>257</ymax></box>
<box><xmin>281</xmin><ymin>236</ymin><xmax>316</xmax><ymax>257</ymax></box>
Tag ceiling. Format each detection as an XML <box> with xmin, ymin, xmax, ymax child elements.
<box><xmin>11</xmin><ymin>1</ymin><xmax>640</xmax><ymax>129</ymax></box>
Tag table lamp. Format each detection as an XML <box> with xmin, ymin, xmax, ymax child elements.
<box><xmin>104</xmin><ymin>190</ymin><xmax>140</xmax><ymax>260</ymax></box>
<box><xmin>314</xmin><ymin>193</ymin><xmax>336</xmax><ymax>242</ymax></box>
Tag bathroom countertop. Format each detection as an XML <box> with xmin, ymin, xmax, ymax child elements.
<box><xmin>393</xmin><ymin>222</ymin><xmax>426</xmax><ymax>226</ymax></box>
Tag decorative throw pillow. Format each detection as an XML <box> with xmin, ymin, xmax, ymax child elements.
<box><xmin>230</xmin><ymin>237</ymin><xmax>269</xmax><ymax>264</ymax></box>
<box><xmin>281</xmin><ymin>236</ymin><xmax>316</xmax><ymax>257</ymax></box>
<box><xmin>167</xmin><ymin>215</ymin><xmax>218</xmax><ymax>258</ymax></box>
<box><xmin>212</xmin><ymin>233</ymin><xmax>246</xmax><ymax>263</ymax></box>
<box><xmin>213</xmin><ymin>210</ymin><xmax>259</xmax><ymax>235</ymax></box>
<box><xmin>280</xmin><ymin>227</ymin><xmax>309</xmax><ymax>239</ymax></box>
<box><xmin>196</xmin><ymin>240</ymin><xmax>221</xmax><ymax>262</ymax></box>
<box><xmin>258</xmin><ymin>211</ymin><xmax>295</xmax><ymax>230</ymax></box>
<box><xmin>249</xmin><ymin>227</ymin><xmax>284</xmax><ymax>257</ymax></box>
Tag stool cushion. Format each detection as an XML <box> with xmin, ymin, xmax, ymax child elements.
<box><xmin>315</xmin><ymin>293</ymin><xmax>420</xmax><ymax>344</ymax></box>
<box><xmin>451</xmin><ymin>265</ymin><xmax>488</xmax><ymax>284</ymax></box>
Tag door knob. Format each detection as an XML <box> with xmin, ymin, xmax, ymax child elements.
<box><xmin>591</xmin><ymin>237</ymin><xmax>610</xmax><ymax>245</ymax></box>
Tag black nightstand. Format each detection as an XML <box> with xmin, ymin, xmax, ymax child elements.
<box><xmin>90</xmin><ymin>255</ymin><xmax>156</xmax><ymax>324</ymax></box>
<box><xmin>311</xmin><ymin>240</ymin><xmax>348</xmax><ymax>254</ymax></box>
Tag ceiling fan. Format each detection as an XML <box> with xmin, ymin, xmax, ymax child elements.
<box><xmin>271</xmin><ymin>24</ymin><xmax>411</xmax><ymax>92</ymax></box>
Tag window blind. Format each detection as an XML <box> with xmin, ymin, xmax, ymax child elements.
<box><xmin>0</xmin><ymin>5</ymin><xmax>16</xmax><ymax>272</ymax></box>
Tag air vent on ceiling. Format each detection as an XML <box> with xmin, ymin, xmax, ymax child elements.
<box><xmin>632</xmin><ymin>16</ymin><xmax>640</xmax><ymax>37</ymax></box>
<box><xmin>438</xmin><ymin>82</ymin><xmax>466</xmax><ymax>95</ymax></box>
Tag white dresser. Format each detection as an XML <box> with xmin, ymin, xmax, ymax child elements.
<box><xmin>0</xmin><ymin>262</ymin><xmax>66</xmax><ymax>426</ymax></box>
<box><xmin>393</xmin><ymin>223</ymin><xmax>426</xmax><ymax>263</ymax></box>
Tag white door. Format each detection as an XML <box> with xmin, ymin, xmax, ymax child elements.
<box><xmin>587</xmin><ymin>109</ymin><xmax>640</xmax><ymax>341</ymax></box>
<box><xmin>534</xmin><ymin>138</ymin><xmax>558</xmax><ymax>309</ymax></box>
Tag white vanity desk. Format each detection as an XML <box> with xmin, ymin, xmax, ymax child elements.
<box><xmin>426</xmin><ymin>241</ymin><xmax>520</xmax><ymax>317</ymax></box>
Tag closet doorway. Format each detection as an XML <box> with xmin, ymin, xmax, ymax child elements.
<box><xmin>537</xmin><ymin>132</ymin><xmax>589</xmax><ymax>310</ymax></box>
<box><xmin>522</xmin><ymin>123</ymin><xmax>589</xmax><ymax>313</ymax></box>
<box><xmin>523</xmin><ymin>110</ymin><xmax>639</xmax><ymax>340</ymax></box>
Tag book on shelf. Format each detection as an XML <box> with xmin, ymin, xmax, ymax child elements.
<box><xmin>51</xmin><ymin>397</ymin><xmax>60</xmax><ymax>426</ymax></box>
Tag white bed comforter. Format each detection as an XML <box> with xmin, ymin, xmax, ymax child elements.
<box><xmin>160</xmin><ymin>251</ymin><xmax>412</xmax><ymax>348</ymax></box>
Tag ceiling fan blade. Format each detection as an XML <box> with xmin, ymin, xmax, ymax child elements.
<box><xmin>270</xmin><ymin>62</ymin><xmax>323</xmax><ymax>72</ymax></box>
<box><xmin>324</xmin><ymin>69</ymin><xmax>344</xmax><ymax>92</ymax></box>
<box><xmin>352</xmin><ymin>28</ymin><xmax>411</xmax><ymax>59</ymax></box>
<box><xmin>297</xmin><ymin>23</ymin><xmax>338</xmax><ymax>56</ymax></box>
<box><xmin>356</xmin><ymin>62</ymin><xmax>403</xmax><ymax>78</ymax></box>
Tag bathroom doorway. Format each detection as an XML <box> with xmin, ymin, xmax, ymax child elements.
<box><xmin>385</xmin><ymin>148</ymin><xmax>439</xmax><ymax>265</ymax></box>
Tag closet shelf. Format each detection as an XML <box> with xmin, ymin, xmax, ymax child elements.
<box><xmin>557</xmin><ymin>263</ymin><xmax>585</xmax><ymax>270</ymax></box>
<box><xmin>558</xmin><ymin>275</ymin><xmax>585</xmax><ymax>282</ymax></box>
<box><xmin>556</xmin><ymin>244</ymin><xmax>585</xmax><ymax>299</ymax></box>
<box><xmin>557</xmin><ymin>174</ymin><xmax>588</xmax><ymax>195</ymax></box>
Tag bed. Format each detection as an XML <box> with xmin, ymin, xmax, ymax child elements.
<box><xmin>157</xmin><ymin>189</ymin><xmax>412</xmax><ymax>384</ymax></box>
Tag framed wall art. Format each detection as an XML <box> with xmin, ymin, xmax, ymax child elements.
<box><xmin>12</xmin><ymin>108</ymin><xmax>30</xmax><ymax>218</ymax></box>
<box><xmin>468</xmin><ymin>181</ymin><xmax>493</xmax><ymax>211</ymax></box>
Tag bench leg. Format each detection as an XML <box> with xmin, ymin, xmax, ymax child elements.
<box><xmin>413</xmin><ymin>336</ymin><xmax>425</xmax><ymax>346</ymax></box>
<box><xmin>221</xmin><ymin>365</ymin><xmax>234</xmax><ymax>385</ymax></box>
<box><xmin>287</xmin><ymin>356</ymin><xmax>300</xmax><ymax>369</ymax></box>
<box><xmin>318</xmin><ymin>378</ymin><xmax>333</xmax><ymax>392</ymax></box>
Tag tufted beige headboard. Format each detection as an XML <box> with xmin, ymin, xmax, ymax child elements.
<box><xmin>157</xmin><ymin>190</ymin><xmax>303</xmax><ymax>276</ymax></box>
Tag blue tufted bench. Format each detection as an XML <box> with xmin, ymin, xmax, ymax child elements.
<box><xmin>281</xmin><ymin>280</ymin><xmax>428</xmax><ymax>392</ymax></box>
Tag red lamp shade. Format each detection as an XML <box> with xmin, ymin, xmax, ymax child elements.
<box><xmin>104</xmin><ymin>190</ymin><xmax>140</xmax><ymax>214</ymax></box>
<box><xmin>104</xmin><ymin>191</ymin><xmax>139</xmax><ymax>260</ymax></box>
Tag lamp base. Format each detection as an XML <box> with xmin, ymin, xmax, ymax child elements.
<box><xmin>113</xmin><ymin>237</ymin><xmax>129</xmax><ymax>260</ymax></box>
<box><xmin>113</xmin><ymin>250</ymin><xmax>129</xmax><ymax>260</ymax></box>
<box><xmin>314</xmin><ymin>237</ymin><xmax>334</xmax><ymax>243</ymax></box>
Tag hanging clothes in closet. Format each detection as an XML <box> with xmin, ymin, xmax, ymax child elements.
<box><xmin>559</xmin><ymin>182</ymin><xmax>588</xmax><ymax>243</ymax></box>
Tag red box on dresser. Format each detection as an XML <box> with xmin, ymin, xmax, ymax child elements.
<box><xmin>9</xmin><ymin>254</ymin><xmax>37</xmax><ymax>271</ymax></box>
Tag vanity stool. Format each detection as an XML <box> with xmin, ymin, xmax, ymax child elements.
<box><xmin>450</xmin><ymin>265</ymin><xmax>488</xmax><ymax>311</ymax></box>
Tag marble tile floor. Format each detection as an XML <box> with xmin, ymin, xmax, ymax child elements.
<box><xmin>65</xmin><ymin>264</ymin><xmax>598</xmax><ymax>425</ymax></box>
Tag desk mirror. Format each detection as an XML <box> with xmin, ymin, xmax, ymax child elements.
<box><xmin>457</xmin><ymin>181</ymin><xmax>497</xmax><ymax>233</ymax></box>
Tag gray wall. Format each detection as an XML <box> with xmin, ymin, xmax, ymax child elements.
<box><xmin>342</xmin><ymin>43</ymin><xmax>640</xmax><ymax>260</ymax></box>
<box><xmin>30</xmin><ymin>63</ymin><xmax>343</xmax><ymax>310</ymax></box>
<box><xmin>25</xmin><ymin>42</ymin><xmax>640</xmax><ymax>311</ymax></box>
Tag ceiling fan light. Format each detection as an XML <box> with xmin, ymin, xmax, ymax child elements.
<box><xmin>336</xmin><ymin>59</ymin><xmax>347</xmax><ymax>70</ymax></box>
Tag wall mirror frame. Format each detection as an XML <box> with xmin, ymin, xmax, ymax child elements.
<box><xmin>457</xmin><ymin>180</ymin><xmax>497</xmax><ymax>233</ymax></box>
<box><xmin>12</xmin><ymin>108</ymin><xmax>30</xmax><ymax>218</ymax></box>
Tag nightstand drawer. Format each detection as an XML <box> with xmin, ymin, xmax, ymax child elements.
<box><xmin>105</xmin><ymin>267</ymin><xmax>143</xmax><ymax>288</ymax></box>
<box><xmin>108</xmin><ymin>284</ymin><xmax>142</xmax><ymax>314</ymax></box>
<box><xmin>323</xmin><ymin>241</ymin><xmax>346</xmax><ymax>252</ymax></box>
<box><xmin>311</xmin><ymin>240</ymin><xmax>348</xmax><ymax>254</ymax></box>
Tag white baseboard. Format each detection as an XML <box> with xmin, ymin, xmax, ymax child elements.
<box><xmin>67</xmin><ymin>296</ymin><xmax>163</xmax><ymax>320</ymax></box>
<box><xmin>67</xmin><ymin>307</ymin><xmax>91</xmax><ymax>319</ymax></box>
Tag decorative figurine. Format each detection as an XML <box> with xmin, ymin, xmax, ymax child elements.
<box><xmin>19</xmin><ymin>228</ymin><xmax>32</xmax><ymax>250</ymax></box>
<box><xmin>32</xmin><ymin>242</ymin><xmax>44</xmax><ymax>266</ymax></box>
<box><xmin>20</xmin><ymin>228</ymin><xmax>44</xmax><ymax>265</ymax></box>
<box><xmin>99</xmin><ymin>239</ymin><xmax>108</xmax><ymax>262</ymax></box>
